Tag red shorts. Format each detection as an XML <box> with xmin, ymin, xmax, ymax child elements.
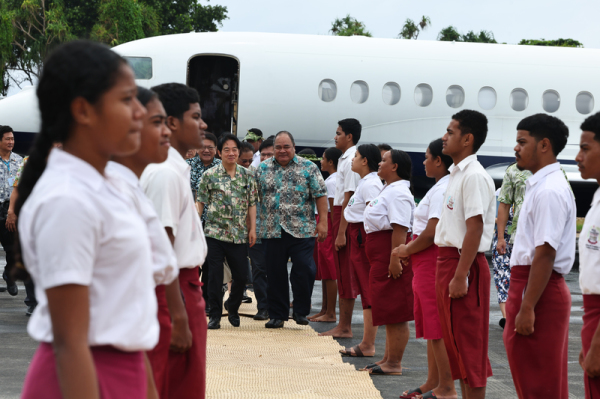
<box><xmin>436</xmin><ymin>247</ymin><xmax>492</xmax><ymax>388</ymax></box>
<box><xmin>316</xmin><ymin>214</ymin><xmax>336</xmax><ymax>280</ymax></box>
<box><xmin>582</xmin><ymin>294</ymin><xmax>600</xmax><ymax>399</ymax></box>
<box><xmin>22</xmin><ymin>343</ymin><xmax>146</xmax><ymax>399</ymax></box>
<box><xmin>366</xmin><ymin>230</ymin><xmax>414</xmax><ymax>326</ymax></box>
<box><xmin>332</xmin><ymin>206</ymin><xmax>357</xmax><ymax>299</ymax></box>
<box><xmin>411</xmin><ymin>236</ymin><xmax>442</xmax><ymax>340</ymax></box>
<box><xmin>348</xmin><ymin>222</ymin><xmax>371</xmax><ymax>309</ymax></box>
<box><xmin>504</xmin><ymin>265</ymin><xmax>570</xmax><ymax>398</ymax></box>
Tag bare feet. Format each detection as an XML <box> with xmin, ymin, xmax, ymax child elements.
<box><xmin>318</xmin><ymin>325</ymin><xmax>353</xmax><ymax>338</ymax></box>
<box><xmin>308</xmin><ymin>310</ymin><xmax>326</xmax><ymax>321</ymax></box>
<box><xmin>311</xmin><ymin>314</ymin><xmax>337</xmax><ymax>322</ymax></box>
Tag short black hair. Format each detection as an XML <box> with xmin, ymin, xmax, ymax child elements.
<box><xmin>136</xmin><ymin>86</ymin><xmax>158</xmax><ymax>107</ymax></box>
<box><xmin>581</xmin><ymin>112</ymin><xmax>600</xmax><ymax>143</ymax></box>
<box><xmin>259</xmin><ymin>139</ymin><xmax>274</xmax><ymax>152</ymax></box>
<box><xmin>204</xmin><ymin>132</ymin><xmax>218</xmax><ymax>147</ymax></box>
<box><xmin>377</xmin><ymin>143</ymin><xmax>392</xmax><ymax>152</ymax></box>
<box><xmin>452</xmin><ymin>110</ymin><xmax>488</xmax><ymax>153</ymax></box>
<box><xmin>297</xmin><ymin>148</ymin><xmax>316</xmax><ymax>155</ymax></box>
<box><xmin>274</xmin><ymin>130</ymin><xmax>295</xmax><ymax>146</ymax></box>
<box><xmin>0</xmin><ymin>125</ymin><xmax>13</xmax><ymax>140</ymax></box>
<box><xmin>357</xmin><ymin>144</ymin><xmax>382</xmax><ymax>172</ymax></box>
<box><xmin>217</xmin><ymin>133</ymin><xmax>241</xmax><ymax>152</ymax></box>
<box><xmin>151</xmin><ymin>83</ymin><xmax>200</xmax><ymax>120</ymax></box>
<box><xmin>516</xmin><ymin>113</ymin><xmax>569</xmax><ymax>156</ymax></box>
<box><xmin>428</xmin><ymin>138</ymin><xmax>453</xmax><ymax>170</ymax></box>
<box><xmin>338</xmin><ymin>118</ymin><xmax>362</xmax><ymax>145</ymax></box>
<box><xmin>323</xmin><ymin>147</ymin><xmax>343</xmax><ymax>169</ymax></box>
<box><xmin>240</xmin><ymin>141</ymin><xmax>255</xmax><ymax>154</ymax></box>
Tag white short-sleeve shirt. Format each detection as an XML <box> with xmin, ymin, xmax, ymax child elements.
<box><xmin>345</xmin><ymin>172</ymin><xmax>384</xmax><ymax>223</ymax></box>
<box><xmin>580</xmin><ymin>187</ymin><xmax>600</xmax><ymax>294</ymax></box>
<box><xmin>434</xmin><ymin>155</ymin><xmax>496</xmax><ymax>252</ymax></box>
<box><xmin>413</xmin><ymin>174</ymin><xmax>449</xmax><ymax>236</ymax></box>
<box><xmin>325</xmin><ymin>172</ymin><xmax>337</xmax><ymax>212</ymax></box>
<box><xmin>364</xmin><ymin>180</ymin><xmax>415</xmax><ymax>234</ymax></box>
<box><xmin>20</xmin><ymin>149</ymin><xmax>159</xmax><ymax>351</ymax></box>
<box><xmin>106</xmin><ymin>162</ymin><xmax>178</xmax><ymax>286</ymax></box>
<box><xmin>141</xmin><ymin>147</ymin><xmax>207</xmax><ymax>269</ymax></box>
<box><xmin>250</xmin><ymin>151</ymin><xmax>261</xmax><ymax>168</ymax></box>
<box><xmin>510</xmin><ymin>162</ymin><xmax>576</xmax><ymax>275</ymax></box>
<box><xmin>334</xmin><ymin>146</ymin><xmax>361</xmax><ymax>206</ymax></box>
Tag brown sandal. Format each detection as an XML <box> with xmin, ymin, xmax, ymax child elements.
<box><xmin>339</xmin><ymin>344</ymin><xmax>373</xmax><ymax>357</ymax></box>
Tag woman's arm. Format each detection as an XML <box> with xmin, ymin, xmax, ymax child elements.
<box><xmin>392</xmin><ymin>218</ymin><xmax>438</xmax><ymax>259</ymax></box>
<box><xmin>47</xmin><ymin>284</ymin><xmax>99</xmax><ymax>399</ymax></box>
<box><xmin>388</xmin><ymin>224</ymin><xmax>408</xmax><ymax>279</ymax></box>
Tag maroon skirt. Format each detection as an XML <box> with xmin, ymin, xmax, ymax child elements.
<box><xmin>332</xmin><ymin>206</ymin><xmax>357</xmax><ymax>299</ymax></box>
<box><xmin>146</xmin><ymin>285</ymin><xmax>171</xmax><ymax>398</ymax></box>
<box><xmin>582</xmin><ymin>294</ymin><xmax>600</xmax><ymax>399</ymax></box>
<box><xmin>21</xmin><ymin>343</ymin><xmax>146</xmax><ymax>399</ymax></box>
<box><xmin>348</xmin><ymin>222</ymin><xmax>371</xmax><ymax>309</ymax></box>
<box><xmin>411</xmin><ymin>235</ymin><xmax>442</xmax><ymax>340</ymax></box>
<box><xmin>365</xmin><ymin>230</ymin><xmax>414</xmax><ymax>326</ymax></box>
<box><xmin>316</xmin><ymin>214</ymin><xmax>336</xmax><ymax>280</ymax></box>
<box><xmin>436</xmin><ymin>247</ymin><xmax>492</xmax><ymax>388</ymax></box>
<box><xmin>503</xmin><ymin>265</ymin><xmax>570</xmax><ymax>398</ymax></box>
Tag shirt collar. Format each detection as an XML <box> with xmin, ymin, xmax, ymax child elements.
<box><xmin>216</xmin><ymin>162</ymin><xmax>243</xmax><ymax>177</ymax></box>
<box><xmin>274</xmin><ymin>155</ymin><xmax>298</xmax><ymax>167</ymax></box>
<box><xmin>106</xmin><ymin>161</ymin><xmax>139</xmax><ymax>187</ymax></box>
<box><xmin>167</xmin><ymin>146</ymin><xmax>191</xmax><ymax>173</ymax></box>
<box><xmin>364</xmin><ymin>171</ymin><xmax>379</xmax><ymax>181</ymax></box>
<box><xmin>342</xmin><ymin>145</ymin><xmax>357</xmax><ymax>159</ymax></box>
<box><xmin>526</xmin><ymin>162</ymin><xmax>561</xmax><ymax>188</ymax></box>
<box><xmin>593</xmin><ymin>187</ymin><xmax>600</xmax><ymax>206</ymax></box>
<box><xmin>449</xmin><ymin>154</ymin><xmax>477</xmax><ymax>174</ymax></box>
<box><xmin>47</xmin><ymin>148</ymin><xmax>105</xmax><ymax>191</ymax></box>
<box><xmin>434</xmin><ymin>174</ymin><xmax>450</xmax><ymax>187</ymax></box>
<box><xmin>388</xmin><ymin>179</ymin><xmax>410</xmax><ymax>189</ymax></box>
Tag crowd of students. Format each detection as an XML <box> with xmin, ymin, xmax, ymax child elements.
<box><xmin>5</xmin><ymin>39</ymin><xmax>600</xmax><ymax>399</ymax></box>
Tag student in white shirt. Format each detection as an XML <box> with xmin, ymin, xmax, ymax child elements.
<box><xmin>503</xmin><ymin>114</ymin><xmax>575</xmax><ymax>399</ymax></box>
<box><xmin>393</xmin><ymin>138</ymin><xmax>456</xmax><ymax>399</ymax></box>
<box><xmin>433</xmin><ymin>110</ymin><xmax>495</xmax><ymax>399</ymax></box>
<box><xmin>17</xmin><ymin>41</ymin><xmax>155</xmax><ymax>399</ymax></box>
<box><xmin>338</xmin><ymin>144</ymin><xmax>382</xmax><ymax>358</ymax></box>
<box><xmin>576</xmin><ymin>111</ymin><xmax>600</xmax><ymax>398</ymax></box>
<box><xmin>141</xmin><ymin>83</ymin><xmax>209</xmax><ymax>399</ymax></box>
<box><xmin>362</xmin><ymin>150</ymin><xmax>415</xmax><ymax>376</ymax></box>
<box><xmin>321</xmin><ymin>118</ymin><xmax>361</xmax><ymax>338</ymax></box>
<box><xmin>309</xmin><ymin>147</ymin><xmax>342</xmax><ymax>323</ymax></box>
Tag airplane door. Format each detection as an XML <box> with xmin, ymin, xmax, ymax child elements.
<box><xmin>187</xmin><ymin>55</ymin><xmax>240</xmax><ymax>137</ymax></box>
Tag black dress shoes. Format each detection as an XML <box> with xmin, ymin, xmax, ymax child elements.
<box><xmin>6</xmin><ymin>282</ymin><xmax>17</xmax><ymax>296</ymax></box>
<box><xmin>208</xmin><ymin>317</ymin><xmax>221</xmax><ymax>330</ymax></box>
<box><xmin>265</xmin><ymin>319</ymin><xmax>285</xmax><ymax>329</ymax></box>
<box><xmin>292</xmin><ymin>313</ymin><xmax>309</xmax><ymax>325</ymax></box>
<box><xmin>253</xmin><ymin>309</ymin><xmax>269</xmax><ymax>321</ymax></box>
<box><xmin>228</xmin><ymin>312</ymin><xmax>240</xmax><ymax>327</ymax></box>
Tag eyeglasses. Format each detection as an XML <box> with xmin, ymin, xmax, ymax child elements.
<box><xmin>203</xmin><ymin>146</ymin><xmax>216</xmax><ymax>151</ymax></box>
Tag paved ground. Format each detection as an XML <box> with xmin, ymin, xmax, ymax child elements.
<box><xmin>0</xmin><ymin>255</ymin><xmax>586</xmax><ymax>399</ymax></box>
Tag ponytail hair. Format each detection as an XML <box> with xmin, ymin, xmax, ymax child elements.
<box><xmin>428</xmin><ymin>138</ymin><xmax>453</xmax><ymax>171</ymax></box>
<box><xmin>356</xmin><ymin>144</ymin><xmax>381</xmax><ymax>173</ymax></box>
<box><xmin>137</xmin><ymin>86</ymin><xmax>158</xmax><ymax>107</ymax></box>
<box><xmin>323</xmin><ymin>147</ymin><xmax>342</xmax><ymax>170</ymax></box>
<box><xmin>389</xmin><ymin>149</ymin><xmax>413</xmax><ymax>193</ymax></box>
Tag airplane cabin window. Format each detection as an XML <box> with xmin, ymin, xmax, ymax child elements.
<box><xmin>351</xmin><ymin>81</ymin><xmax>369</xmax><ymax>104</ymax></box>
<box><xmin>542</xmin><ymin>90</ymin><xmax>560</xmax><ymax>113</ymax></box>
<box><xmin>124</xmin><ymin>57</ymin><xmax>152</xmax><ymax>79</ymax></box>
<box><xmin>510</xmin><ymin>88</ymin><xmax>528</xmax><ymax>112</ymax></box>
<box><xmin>478</xmin><ymin>87</ymin><xmax>497</xmax><ymax>110</ymax></box>
<box><xmin>382</xmin><ymin>82</ymin><xmax>401</xmax><ymax>105</ymax></box>
<box><xmin>414</xmin><ymin>84</ymin><xmax>433</xmax><ymax>107</ymax></box>
<box><xmin>318</xmin><ymin>79</ymin><xmax>337</xmax><ymax>102</ymax></box>
<box><xmin>446</xmin><ymin>85</ymin><xmax>465</xmax><ymax>108</ymax></box>
<box><xmin>576</xmin><ymin>92</ymin><xmax>594</xmax><ymax>115</ymax></box>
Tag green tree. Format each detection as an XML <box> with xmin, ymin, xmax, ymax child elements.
<box><xmin>519</xmin><ymin>38</ymin><xmax>583</xmax><ymax>48</ymax></box>
<box><xmin>90</xmin><ymin>0</ymin><xmax>158</xmax><ymax>46</ymax></box>
<box><xmin>437</xmin><ymin>26</ymin><xmax>497</xmax><ymax>43</ymax></box>
<box><xmin>143</xmin><ymin>0</ymin><xmax>227</xmax><ymax>34</ymax></box>
<box><xmin>399</xmin><ymin>15</ymin><xmax>431</xmax><ymax>39</ymax></box>
<box><xmin>330</xmin><ymin>14</ymin><xmax>372</xmax><ymax>37</ymax></box>
<box><xmin>437</xmin><ymin>25</ymin><xmax>460</xmax><ymax>41</ymax></box>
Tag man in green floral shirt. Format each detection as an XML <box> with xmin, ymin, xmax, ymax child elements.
<box><xmin>198</xmin><ymin>133</ymin><xmax>258</xmax><ymax>330</ymax></box>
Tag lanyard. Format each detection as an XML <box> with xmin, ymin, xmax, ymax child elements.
<box><xmin>1</xmin><ymin>158</ymin><xmax>9</xmax><ymax>172</ymax></box>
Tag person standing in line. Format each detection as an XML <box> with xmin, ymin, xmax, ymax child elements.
<box><xmin>0</xmin><ymin>125</ymin><xmax>22</xmax><ymax>298</ymax></box>
<box><xmin>503</xmin><ymin>114</ymin><xmax>575</xmax><ymax>399</ymax></box>
<box><xmin>377</xmin><ymin>143</ymin><xmax>392</xmax><ymax>161</ymax></box>
<box><xmin>434</xmin><ymin>110</ymin><xmax>495</xmax><ymax>399</ymax></box>
<box><xmin>309</xmin><ymin>147</ymin><xmax>342</xmax><ymax>322</ymax></box>
<box><xmin>320</xmin><ymin>118</ymin><xmax>361</xmax><ymax>338</ymax></box>
<box><xmin>141</xmin><ymin>83</ymin><xmax>208</xmax><ymax>399</ymax></box>
<box><xmin>361</xmin><ymin>149</ymin><xmax>415</xmax><ymax>376</ymax></box>
<box><xmin>255</xmin><ymin>131</ymin><xmax>328</xmax><ymax>328</ymax></box>
<box><xmin>17</xmin><ymin>40</ymin><xmax>158</xmax><ymax>398</ymax></box>
<box><xmin>576</xmin><ymin>111</ymin><xmax>600</xmax><ymax>399</ymax></box>
<box><xmin>198</xmin><ymin>133</ymin><xmax>257</xmax><ymax>330</ymax></box>
<box><xmin>393</xmin><ymin>139</ymin><xmax>456</xmax><ymax>399</ymax></box>
<box><xmin>338</xmin><ymin>144</ymin><xmax>382</xmax><ymax>357</ymax></box>
<box><xmin>245</xmin><ymin>128</ymin><xmax>264</xmax><ymax>168</ymax></box>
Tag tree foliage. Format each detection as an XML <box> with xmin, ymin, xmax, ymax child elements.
<box><xmin>519</xmin><ymin>38</ymin><xmax>583</xmax><ymax>48</ymax></box>
<box><xmin>399</xmin><ymin>16</ymin><xmax>431</xmax><ymax>39</ymax></box>
<box><xmin>330</xmin><ymin>15</ymin><xmax>372</xmax><ymax>37</ymax></box>
<box><xmin>437</xmin><ymin>26</ymin><xmax>497</xmax><ymax>43</ymax></box>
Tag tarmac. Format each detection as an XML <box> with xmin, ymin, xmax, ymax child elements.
<box><xmin>0</xmin><ymin>253</ymin><xmax>587</xmax><ymax>399</ymax></box>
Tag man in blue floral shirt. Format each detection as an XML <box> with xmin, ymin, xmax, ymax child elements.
<box><xmin>186</xmin><ymin>132</ymin><xmax>221</xmax><ymax>221</ymax></box>
<box><xmin>255</xmin><ymin>131</ymin><xmax>328</xmax><ymax>328</ymax></box>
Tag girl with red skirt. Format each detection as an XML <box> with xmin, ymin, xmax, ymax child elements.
<box><xmin>309</xmin><ymin>147</ymin><xmax>342</xmax><ymax>322</ymax></box>
<box><xmin>339</xmin><ymin>144</ymin><xmax>382</xmax><ymax>357</ymax></box>
<box><xmin>362</xmin><ymin>149</ymin><xmax>415</xmax><ymax>376</ymax></box>
<box><xmin>393</xmin><ymin>139</ymin><xmax>457</xmax><ymax>399</ymax></box>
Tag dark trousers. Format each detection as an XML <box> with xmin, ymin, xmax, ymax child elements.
<box><xmin>249</xmin><ymin>242</ymin><xmax>268</xmax><ymax>311</ymax></box>
<box><xmin>25</xmin><ymin>278</ymin><xmax>36</xmax><ymax>307</ymax></box>
<box><xmin>206</xmin><ymin>238</ymin><xmax>248</xmax><ymax>319</ymax></box>
<box><xmin>0</xmin><ymin>215</ymin><xmax>15</xmax><ymax>287</ymax></box>
<box><xmin>263</xmin><ymin>230</ymin><xmax>316</xmax><ymax>320</ymax></box>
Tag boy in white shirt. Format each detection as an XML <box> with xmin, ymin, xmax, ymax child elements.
<box><xmin>503</xmin><ymin>114</ymin><xmax>575</xmax><ymax>399</ymax></box>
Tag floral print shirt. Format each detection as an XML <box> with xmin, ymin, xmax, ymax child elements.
<box><xmin>255</xmin><ymin>155</ymin><xmax>327</xmax><ymax>239</ymax></box>
<box><xmin>13</xmin><ymin>156</ymin><xmax>28</xmax><ymax>188</ymax></box>
<box><xmin>186</xmin><ymin>155</ymin><xmax>221</xmax><ymax>221</ymax></box>
<box><xmin>197</xmin><ymin>163</ymin><xmax>258</xmax><ymax>244</ymax></box>
<box><xmin>0</xmin><ymin>152</ymin><xmax>24</xmax><ymax>202</ymax></box>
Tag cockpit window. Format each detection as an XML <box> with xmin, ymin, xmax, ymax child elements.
<box><xmin>124</xmin><ymin>57</ymin><xmax>152</xmax><ymax>80</ymax></box>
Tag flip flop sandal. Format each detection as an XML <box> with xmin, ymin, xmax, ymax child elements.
<box><xmin>339</xmin><ymin>344</ymin><xmax>373</xmax><ymax>357</ymax></box>
<box><xmin>417</xmin><ymin>391</ymin><xmax>440</xmax><ymax>399</ymax></box>
<box><xmin>368</xmin><ymin>365</ymin><xmax>403</xmax><ymax>376</ymax></box>
<box><xmin>400</xmin><ymin>387</ymin><xmax>422</xmax><ymax>398</ymax></box>
<box><xmin>359</xmin><ymin>363</ymin><xmax>378</xmax><ymax>371</ymax></box>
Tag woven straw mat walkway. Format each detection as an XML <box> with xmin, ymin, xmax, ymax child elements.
<box><xmin>208</xmin><ymin>294</ymin><xmax>382</xmax><ymax>398</ymax></box>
